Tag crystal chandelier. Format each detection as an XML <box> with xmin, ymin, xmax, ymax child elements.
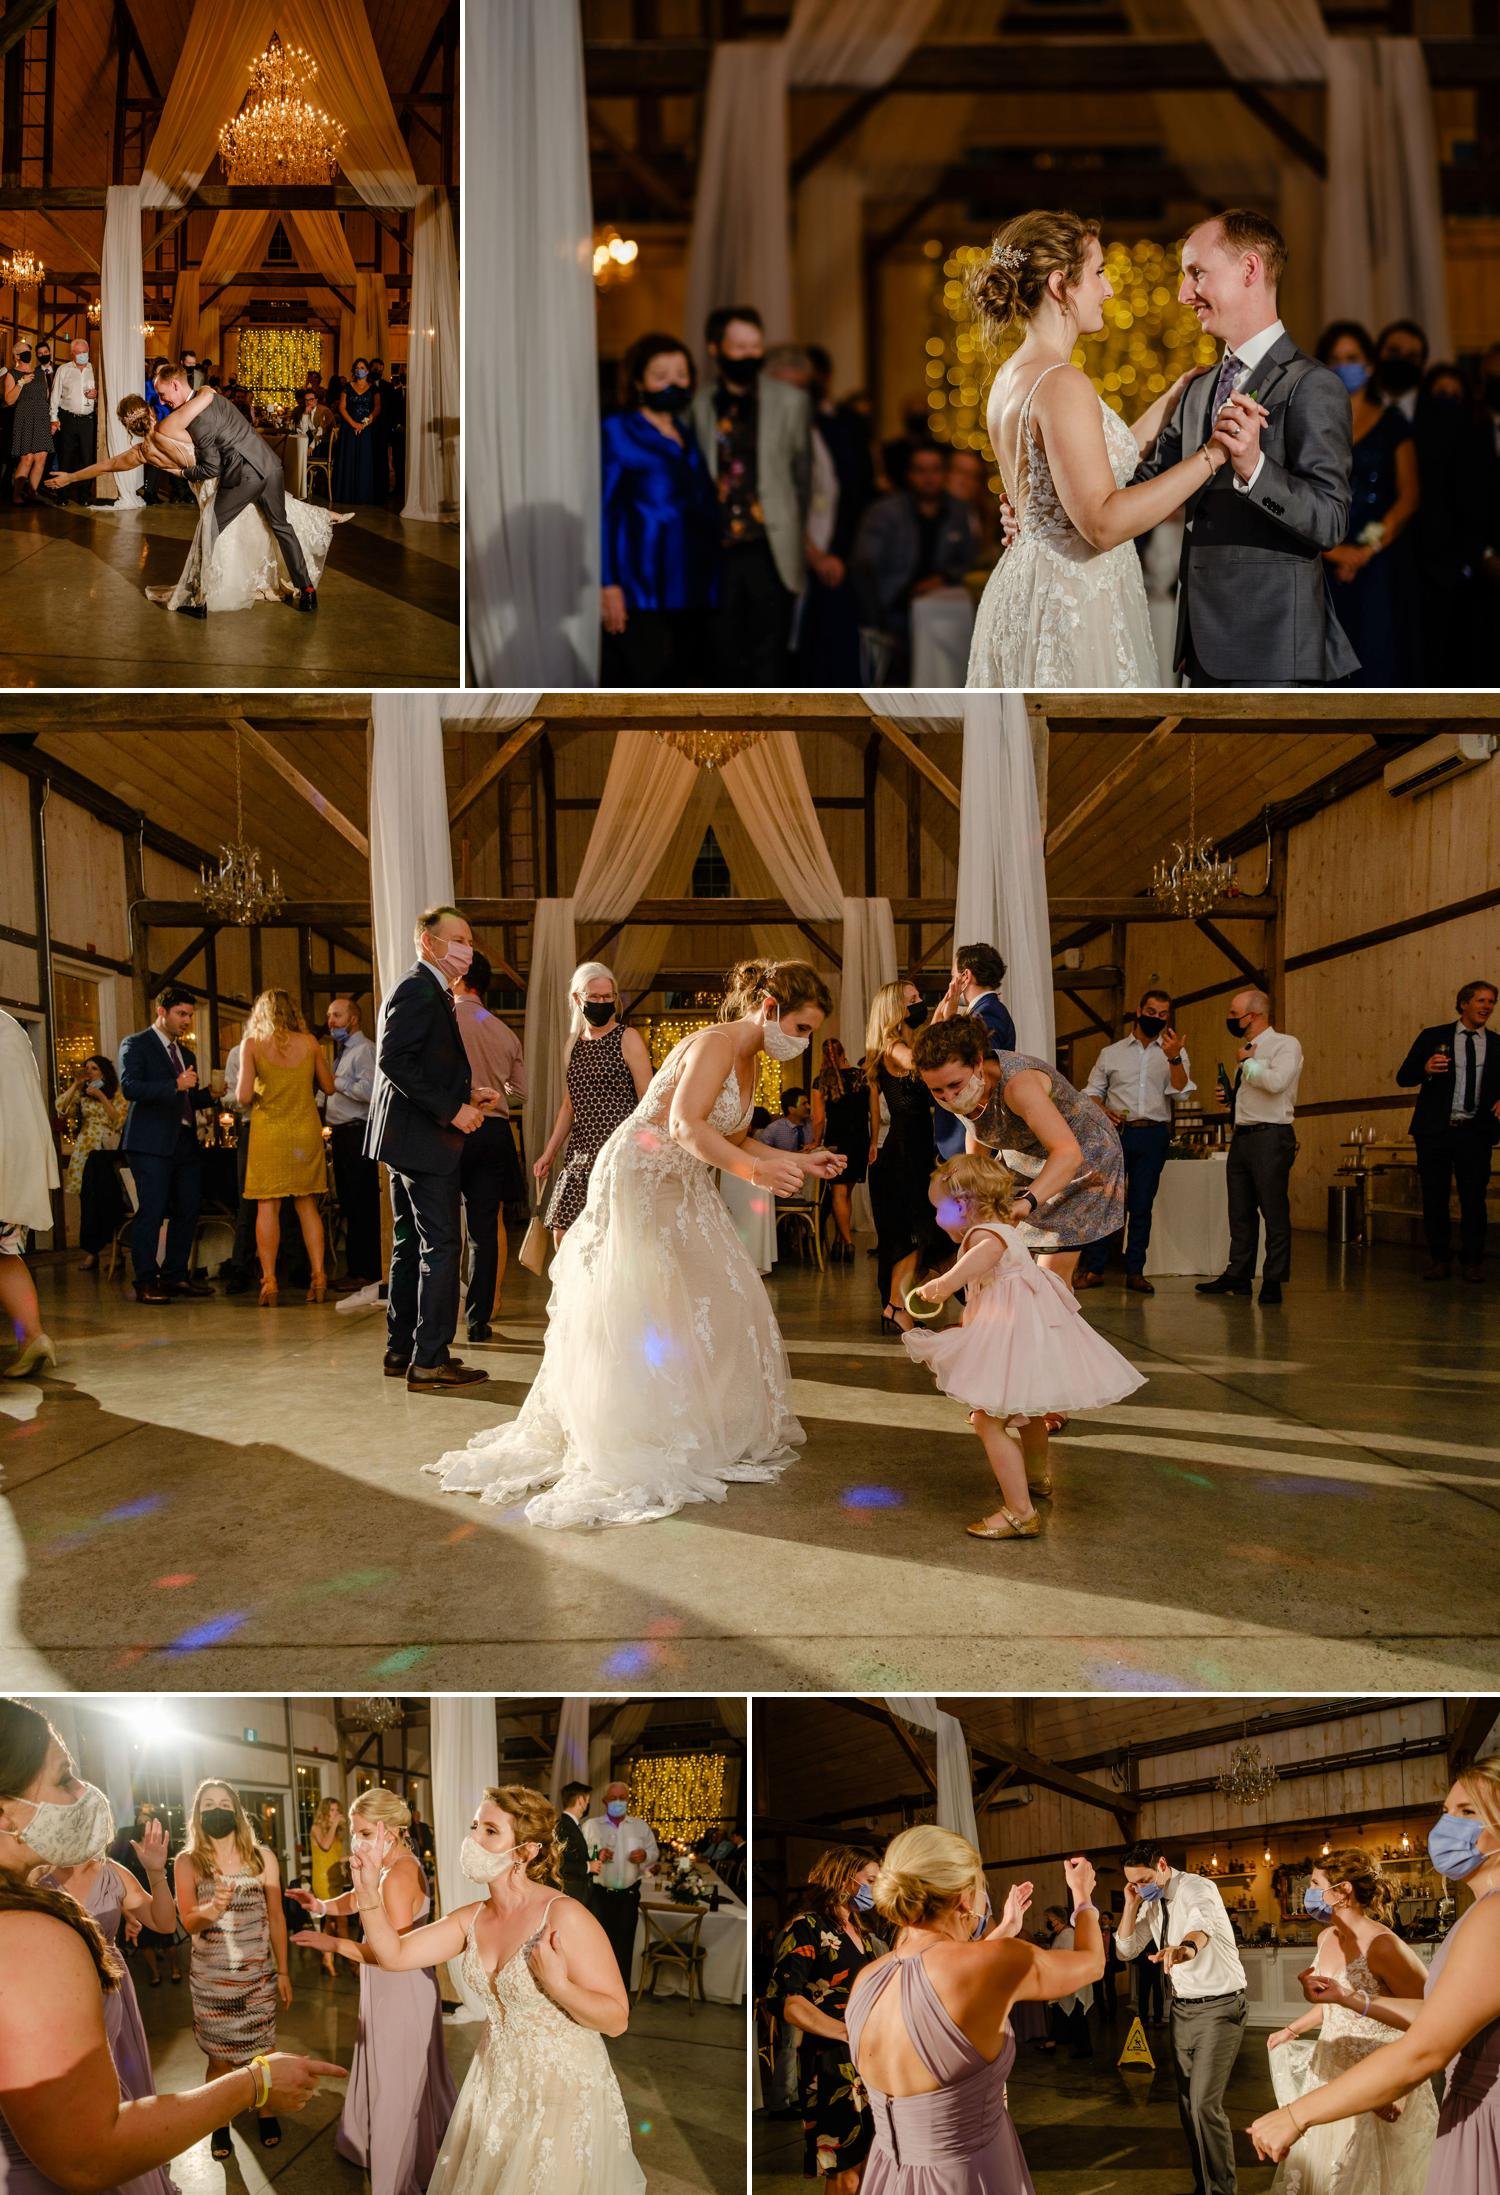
<box><xmin>341</xmin><ymin>1697</ymin><xmax>404</xmax><ymax>1732</ymax></box>
<box><xmin>1216</xmin><ymin>1737</ymin><xmax>1280</xmax><ymax>1807</ymax></box>
<box><xmin>199</xmin><ymin>728</ymin><xmax>284</xmax><ymax>925</ymax></box>
<box><xmin>593</xmin><ymin>227</ymin><xmax>640</xmax><ymax>289</ymax></box>
<box><xmin>650</xmin><ymin>730</ymin><xmax>769</xmax><ymax>771</ymax></box>
<box><xmin>1</xmin><ymin>218</ymin><xmax>44</xmax><ymax>295</ymax></box>
<box><xmin>218</xmin><ymin>32</ymin><xmax>346</xmax><ymax>187</ymax></box>
<box><xmin>87</xmin><ymin>298</ymin><xmax>102</xmax><ymax>325</ymax></box>
<box><xmin>1151</xmin><ymin>733</ymin><xmax>1236</xmax><ymax>917</ymax></box>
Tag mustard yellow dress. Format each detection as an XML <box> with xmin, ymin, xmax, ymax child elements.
<box><xmin>244</xmin><ymin>1044</ymin><xmax>328</xmax><ymax>1199</ymax></box>
<box><xmin>309</xmin><ymin>1826</ymin><xmax>345</xmax><ymax>1900</ymax></box>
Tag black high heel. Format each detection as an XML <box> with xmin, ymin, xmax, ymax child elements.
<box><xmin>257</xmin><ymin>2115</ymin><xmax>282</xmax><ymax>2148</ymax></box>
<box><xmin>211</xmin><ymin>2128</ymin><xmax>232</xmax><ymax>2160</ymax></box>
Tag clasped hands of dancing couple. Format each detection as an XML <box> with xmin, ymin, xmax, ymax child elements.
<box><xmin>44</xmin><ymin>367</ymin><xmax>348</xmax><ymax>615</ymax></box>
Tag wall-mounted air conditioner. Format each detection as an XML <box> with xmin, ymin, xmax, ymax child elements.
<box><xmin>1382</xmin><ymin>732</ymin><xmax>1498</xmax><ymax>800</ymax></box>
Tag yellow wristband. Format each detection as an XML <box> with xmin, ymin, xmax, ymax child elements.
<box><xmin>248</xmin><ymin>2054</ymin><xmax>272</xmax><ymax>2111</ymax></box>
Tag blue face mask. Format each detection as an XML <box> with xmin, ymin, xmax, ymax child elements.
<box><xmin>1133</xmin><ymin>1879</ymin><xmax>1165</xmax><ymax>1904</ymax></box>
<box><xmin>852</xmin><ymin>1882</ymin><xmax>875</xmax><ymax>1912</ymax></box>
<box><xmin>1429</xmin><ymin>1812</ymin><xmax>1487</xmax><ymax>1881</ymax></box>
<box><xmin>970</xmin><ymin>1902</ymin><xmax>991</xmax><ymax>1941</ymax></box>
<box><xmin>1303</xmin><ymin>1884</ymin><xmax>1334</xmax><ymax>1920</ymax></box>
<box><xmin>1332</xmin><ymin>360</ymin><xmax>1371</xmax><ymax>395</ymax></box>
<box><xmin>331</xmin><ymin>1027</ymin><xmax>349</xmax><ymax>1046</ymax></box>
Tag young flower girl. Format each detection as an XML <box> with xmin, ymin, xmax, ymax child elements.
<box><xmin>904</xmin><ymin>1151</ymin><xmax>1146</xmax><ymax>1541</ymax></box>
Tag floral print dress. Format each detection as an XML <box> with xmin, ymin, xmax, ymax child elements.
<box><xmin>765</xmin><ymin>1909</ymin><xmax>886</xmax><ymax>2178</ymax></box>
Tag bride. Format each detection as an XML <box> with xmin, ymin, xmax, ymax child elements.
<box><xmin>46</xmin><ymin>391</ymin><xmax>346</xmax><ymax>613</ymax></box>
<box><xmin>350</xmin><ymin>1784</ymin><xmax>645</xmax><ymax>2195</ymax></box>
<box><xmin>1266</xmin><ymin>1844</ymin><xmax>1437</xmax><ymax>2194</ymax></box>
<box><xmin>965</xmin><ymin>209</ymin><xmax>1255</xmax><ymax>688</ymax></box>
<box><xmin>427</xmin><ymin>956</ymin><xmax>846</xmax><ymax>1528</ymax></box>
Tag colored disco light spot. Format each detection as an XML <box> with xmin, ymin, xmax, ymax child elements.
<box><xmin>1156</xmin><ymin>1465</ymin><xmax>1215</xmax><ymax>1490</ymax></box>
<box><xmin>104</xmin><ymin>1495</ymin><xmax>166</xmax><ymax>1521</ymax></box>
<box><xmin>644</xmin><ymin>1617</ymin><xmax>682</xmax><ymax>1639</ymax></box>
<box><xmin>444</xmin><ymin>1523</ymin><xmax>480</xmax><ymax>1544</ymax></box>
<box><xmin>637</xmin><ymin>2120</ymin><xmax>653</xmax><ymax>2135</ymax></box>
<box><xmin>643</xmin><ymin>1327</ymin><xmax>671</xmax><ymax>1369</ymax></box>
<box><xmin>842</xmin><ymin>1485</ymin><xmax>903</xmax><ymax>1509</ymax></box>
<box><xmin>1084</xmin><ymin>1661</ymin><xmax>1182</xmax><ymax>1692</ymax></box>
<box><xmin>603</xmin><ymin>1644</ymin><xmax>654</xmax><ymax>1678</ymax></box>
<box><xmin>749</xmin><ymin>1195</ymin><xmax>768</xmax><ymax>1215</ymax></box>
<box><xmin>153</xmin><ymin>1573</ymin><xmax>196</xmax><ymax>1590</ymax></box>
<box><xmin>633</xmin><ymin>1129</ymin><xmax>662</xmax><ymax>1152</ymax></box>
<box><xmin>370</xmin><ymin>1646</ymin><xmax>429</xmax><ymax>1676</ymax></box>
<box><xmin>112</xmin><ymin>1647</ymin><xmax>148</xmax><ymax>1670</ymax></box>
<box><xmin>326</xmin><ymin>1567</ymin><xmax>398</xmax><ymax>1593</ymax></box>
<box><xmin>935</xmin><ymin>1196</ymin><xmax>965</xmax><ymax>1231</ymax></box>
<box><xmin>165</xmin><ymin>1612</ymin><xmax>249</xmax><ymax>1653</ymax></box>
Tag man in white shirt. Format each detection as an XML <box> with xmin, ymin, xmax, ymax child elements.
<box><xmin>324</xmin><ymin>995</ymin><xmax>382</xmax><ymax>1285</ymax></box>
<box><xmin>49</xmin><ymin>335</ymin><xmax>98</xmax><ymax>506</ymax></box>
<box><xmin>1078</xmin><ymin>988</ymin><xmax>1195</xmax><ymax>1295</ymax></box>
<box><xmin>1118</xmin><ymin>1839</ymin><xmax>1247</xmax><ymax>2195</ymax></box>
<box><xmin>1198</xmin><ymin>988</ymin><xmax>1303</xmax><ymax>1307</ymax></box>
<box><xmin>582</xmin><ymin>1782</ymin><xmax>659</xmax><ymax>1986</ymax></box>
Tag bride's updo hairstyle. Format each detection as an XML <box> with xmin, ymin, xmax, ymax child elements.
<box><xmin>117</xmin><ymin>392</ymin><xmax>153</xmax><ymax>436</ymax></box>
<box><xmin>874</xmin><ymin>1824</ymin><xmax>988</xmax><ymax>1933</ymax></box>
<box><xmin>720</xmin><ymin>957</ymin><xmax>834</xmax><ymax>1024</ymax></box>
<box><xmin>1316</xmin><ymin>1845</ymin><xmax>1396</xmax><ymax>1924</ymax></box>
<box><xmin>972</xmin><ymin>210</ymin><xmax>1101</xmax><ymax>332</ymax></box>
<box><xmin>482</xmin><ymin>1784</ymin><xmax>563</xmax><ymax>1890</ymax></box>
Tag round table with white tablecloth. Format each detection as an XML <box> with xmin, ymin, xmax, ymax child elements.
<box><xmin>1144</xmin><ymin>1154</ymin><xmax>1262</xmax><ymax>1277</ymax></box>
<box><xmin>910</xmin><ymin>584</ymin><xmax>976</xmax><ymax>686</ymax></box>
<box><xmin>630</xmin><ymin>1867</ymin><xmax>747</xmax><ymax>2003</ymax></box>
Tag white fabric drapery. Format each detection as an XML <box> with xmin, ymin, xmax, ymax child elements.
<box><xmin>468</xmin><ymin>0</ymin><xmax>598</xmax><ymax>682</ymax></box>
<box><xmin>100</xmin><ymin>185</ymin><xmax>145</xmax><ymax>510</ymax></box>
<box><xmin>368</xmin><ymin>695</ymin><xmax>455</xmax><ymax>1001</ymax></box>
<box><xmin>882</xmin><ymin>1697</ymin><xmax>981</xmax><ymax>1851</ymax></box>
<box><xmin>549</xmin><ymin>1697</ymin><xmax>592</xmax><ymax>1810</ymax></box>
<box><xmin>430</xmin><ymin>1694</ymin><xmax>498</xmax><ymax>2020</ymax></box>
<box><xmin>403</xmin><ymin>186</ymin><xmax>461</xmax><ymax>522</ymax></box>
<box><xmin>0</xmin><ymin>1009</ymin><xmax>60</xmax><ymax>1230</ymax></box>
<box><xmin>956</xmin><ymin>697</ymin><xmax>1054</xmax><ymax>1061</ymax></box>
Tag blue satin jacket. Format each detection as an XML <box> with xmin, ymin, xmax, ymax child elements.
<box><xmin>600</xmin><ymin>408</ymin><xmax>720</xmax><ymax>611</ymax></box>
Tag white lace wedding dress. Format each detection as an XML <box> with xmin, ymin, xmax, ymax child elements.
<box><xmin>966</xmin><ymin>361</ymin><xmax>1162</xmax><ymax>687</ymax></box>
<box><xmin>426</xmin><ymin>1033</ymin><xmax>803</xmax><ymax>1527</ymax></box>
<box><xmin>146</xmin><ymin>474</ymin><xmax>344</xmax><ymax>613</ymax></box>
<box><xmin>1269</xmin><ymin>1947</ymin><xmax>1438</xmax><ymax>2195</ymax></box>
<box><xmin>427</xmin><ymin>1899</ymin><xmax>645</xmax><ymax>2195</ymax></box>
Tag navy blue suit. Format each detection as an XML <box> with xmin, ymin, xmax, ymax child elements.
<box><xmin>118</xmin><ymin>1026</ymin><xmax>215</xmax><ymax>1286</ymax></box>
<box><xmin>366</xmin><ymin>962</ymin><xmax>473</xmax><ymax>1368</ymax></box>
<box><xmin>1397</xmin><ymin>1020</ymin><xmax>1500</xmax><ymax>1266</ymax></box>
<box><xmin>933</xmin><ymin>992</ymin><xmax>1018</xmax><ymax>1159</ymax></box>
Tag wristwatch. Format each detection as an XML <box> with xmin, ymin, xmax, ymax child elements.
<box><xmin>1015</xmin><ymin>1190</ymin><xmax>1038</xmax><ymax>1213</ymax></box>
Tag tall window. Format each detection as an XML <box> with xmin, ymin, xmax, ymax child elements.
<box><xmin>691</xmin><ymin>828</ymin><xmax>731</xmax><ymax>899</ymax></box>
<box><xmin>53</xmin><ymin>969</ymin><xmax>101</xmax><ymax>1090</ymax></box>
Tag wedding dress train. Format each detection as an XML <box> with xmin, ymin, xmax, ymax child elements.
<box><xmin>146</xmin><ymin>476</ymin><xmax>345</xmax><ymax>613</ymax></box>
<box><xmin>966</xmin><ymin>362</ymin><xmax>1161</xmax><ymax>688</ymax></box>
<box><xmin>1269</xmin><ymin>1951</ymin><xmax>1438</xmax><ymax>2195</ymax></box>
<box><xmin>425</xmin><ymin>1899</ymin><xmax>645</xmax><ymax>2195</ymax></box>
<box><xmin>426</xmin><ymin>1034</ymin><xmax>803</xmax><ymax>1527</ymax></box>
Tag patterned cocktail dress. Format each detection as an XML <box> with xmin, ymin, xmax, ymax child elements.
<box><xmin>971</xmin><ymin>1052</ymin><xmax>1125</xmax><ymax>1252</ymax></box>
<box><xmin>544</xmin><ymin>1024</ymin><xmax>640</xmax><ymax>1233</ymax></box>
<box><xmin>187</xmin><ymin>1860</ymin><xmax>278</xmax><ymax>2064</ymax></box>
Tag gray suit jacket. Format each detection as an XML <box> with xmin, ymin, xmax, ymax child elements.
<box><xmin>692</xmin><ymin>375</ymin><xmax>812</xmax><ymax>595</ymax></box>
<box><xmin>1138</xmin><ymin>332</ymin><xmax>1357</xmax><ymax>683</ymax></box>
<box><xmin>180</xmin><ymin>391</ymin><xmax>278</xmax><ymax>488</ymax></box>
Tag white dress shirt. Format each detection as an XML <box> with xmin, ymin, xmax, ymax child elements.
<box><xmin>582</xmin><ymin>1813</ymin><xmax>659</xmax><ymax>1891</ymax></box>
<box><xmin>1116</xmin><ymin>1871</ymin><xmax>1246</xmax><ymax>1999</ymax></box>
<box><xmin>1085</xmin><ymin>1033</ymin><xmax>1195</xmax><ymax>1123</ymax></box>
<box><xmin>1233</xmin><ymin>1025</ymin><xmax>1303</xmax><ymax>1124</ymax></box>
<box><xmin>50</xmin><ymin>357</ymin><xmax>97</xmax><ymax>419</ymax></box>
<box><xmin>1450</xmin><ymin>1020</ymin><xmax>1491</xmax><ymax>1122</ymax></box>
<box><xmin>325</xmin><ymin>1028</ymin><xmax>376</xmax><ymax>1126</ymax></box>
<box><xmin>1218</xmin><ymin>319</ymin><xmax>1285</xmax><ymax>497</ymax></box>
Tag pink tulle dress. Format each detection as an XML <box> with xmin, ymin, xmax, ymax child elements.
<box><xmin>903</xmin><ymin>1222</ymin><xmax>1146</xmax><ymax>1421</ymax></box>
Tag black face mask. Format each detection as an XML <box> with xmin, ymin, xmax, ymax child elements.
<box><xmin>1377</xmin><ymin>356</ymin><xmax>1422</xmax><ymax>397</ymax></box>
<box><xmin>36</xmin><ymin>350</ymin><xmax>50</xmax><ymax>364</ymax></box>
<box><xmin>1483</xmin><ymin>376</ymin><xmax>1500</xmax><ymax>412</ymax></box>
<box><xmin>719</xmin><ymin>353</ymin><xmax>763</xmax><ymax>387</ymax></box>
<box><xmin>641</xmin><ymin>383</ymin><xmax>692</xmax><ymax>415</ymax></box>
<box><xmin>905</xmin><ymin>1003</ymin><xmax>928</xmax><ymax>1029</ymax></box>
<box><xmin>1136</xmin><ymin>1013</ymin><xmax>1167</xmax><ymax>1039</ymax></box>
<box><xmin>15</xmin><ymin>351</ymin><xmax>31</xmax><ymax>368</ymax></box>
<box><xmin>200</xmin><ymin>1807</ymin><xmax>237</xmax><ymax>1839</ymax></box>
<box><xmin>1225</xmin><ymin>1014</ymin><xmax>1249</xmax><ymax>1038</ymax></box>
<box><xmin>582</xmin><ymin>1000</ymin><xmax>615</xmax><ymax>1028</ymax></box>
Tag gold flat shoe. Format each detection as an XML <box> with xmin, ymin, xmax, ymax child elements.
<box><xmin>1028</xmin><ymin>1473</ymin><xmax>1055</xmax><ymax>1501</ymax></box>
<box><xmin>966</xmin><ymin>1507</ymin><xmax>1042</xmax><ymax>1541</ymax></box>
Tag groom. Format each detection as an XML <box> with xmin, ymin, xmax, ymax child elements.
<box><xmin>152</xmin><ymin>365</ymin><xmax>318</xmax><ymax>612</ymax></box>
<box><xmin>1136</xmin><ymin>210</ymin><xmax>1356</xmax><ymax>685</ymax></box>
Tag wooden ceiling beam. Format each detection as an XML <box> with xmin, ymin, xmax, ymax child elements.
<box><xmin>0</xmin><ymin>184</ymin><xmax>457</xmax><ymax>210</ymax></box>
<box><xmin>1046</xmin><ymin>717</ymin><xmax>1180</xmax><ymax>858</ymax></box>
<box><xmin>868</xmin><ymin>716</ymin><xmax>960</xmax><ymax>808</ymax></box>
<box><xmin>448</xmin><ymin>719</ymin><xmax>547</xmax><ymax>826</ymax></box>
<box><xmin>231</xmin><ymin>720</ymin><xmax>369</xmax><ymax>860</ymax></box>
<box><xmin>0</xmin><ymin>0</ymin><xmax>58</xmax><ymax>63</ymax></box>
<box><xmin>838</xmin><ymin>1700</ymin><xmax>939</xmax><ymax>1793</ymax></box>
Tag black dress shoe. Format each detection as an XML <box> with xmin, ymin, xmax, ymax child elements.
<box><xmin>291</xmin><ymin>586</ymin><xmax>317</xmax><ymax>612</ymax></box>
<box><xmin>1195</xmin><ymin>1275</ymin><xmax>1251</xmax><ymax>1295</ymax></box>
<box><xmin>1258</xmin><ymin>1279</ymin><xmax>1283</xmax><ymax>1305</ymax></box>
<box><xmin>164</xmin><ymin>1279</ymin><xmax>213</xmax><ymax>1299</ymax></box>
<box><xmin>383</xmin><ymin>1353</ymin><xmax>410</xmax><ymax>1378</ymax></box>
<box><xmin>173</xmin><ymin>600</ymin><xmax>207</xmax><ymax>618</ymax></box>
<box><xmin>134</xmin><ymin>1282</ymin><xmax>171</xmax><ymax>1305</ymax></box>
<box><xmin>467</xmin><ymin>1324</ymin><xmax>493</xmax><ymax>1343</ymax></box>
<box><xmin>1422</xmin><ymin>1259</ymin><xmax>1452</xmax><ymax>1281</ymax></box>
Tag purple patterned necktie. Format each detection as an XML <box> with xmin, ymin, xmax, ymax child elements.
<box><xmin>1208</xmin><ymin>351</ymin><xmax>1241</xmax><ymax>436</ymax></box>
<box><xmin>169</xmin><ymin>1041</ymin><xmax>192</xmax><ymax>1127</ymax></box>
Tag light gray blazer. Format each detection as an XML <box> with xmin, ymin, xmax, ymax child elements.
<box><xmin>692</xmin><ymin>374</ymin><xmax>812</xmax><ymax>595</ymax></box>
<box><xmin>1138</xmin><ymin>332</ymin><xmax>1358</xmax><ymax>684</ymax></box>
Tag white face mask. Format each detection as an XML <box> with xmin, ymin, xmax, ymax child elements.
<box><xmin>945</xmin><ymin>1070</ymin><xmax>988</xmax><ymax>1118</ymax></box>
<box><xmin>761</xmin><ymin>1004</ymin><xmax>810</xmax><ymax>1062</ymax></box>
<box><xmin>461</xmin><ymin>1834</ymin><xmax>527</xmax><ymax>1883</ymax></box>
<box><xmin>12</xmin><ymin>1780</ymin><xmax>115</xmax><ymax>1866</ymax></box>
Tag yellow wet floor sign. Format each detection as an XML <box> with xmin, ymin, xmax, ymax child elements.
<box><xmin>1118</xmin><ymin>2015</ymin><xmax>1156</xmax><ymax>2069</ymax></box>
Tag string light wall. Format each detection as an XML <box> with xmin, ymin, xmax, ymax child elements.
<box><xmin>235</xmin><ymin>327</ymin><xmax>322</xmax><ymax>414</ymax></box>
<box><xmin>630</xmin><ymin>1752</ymin><xmax>729</xmax><ymax>1844</ymax></box>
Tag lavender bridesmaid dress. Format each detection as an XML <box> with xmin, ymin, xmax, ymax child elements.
<box><xmin>1</xmin><ymin>2115</ymin><xmax>80</xmax><ymax>2195</ymax></box>
<box><xmin>1424</xmin><ymin>1890</ymin><xmax>1500</xmax><ymax>2195</ymax></box>
<box><xmin>335</xmin><ymin>1879</ymin><xmax>458</xmax><ymax>2195</ymax></box>
<box><xmin>846</xmin><ymin>1951</ymin><xmax>1036</xmax><ymax>2194</ymax></box>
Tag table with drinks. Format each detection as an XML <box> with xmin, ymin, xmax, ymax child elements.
<box><xmin>629</xmin><ymin>1863</ymin><xmax>747</xmax><ymax>2004</ymax></box>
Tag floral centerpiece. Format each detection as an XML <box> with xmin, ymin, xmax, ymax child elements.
<box><xmin>667</xmin><ymin>1854</ymin><xmax>710</xmax><ymax>1906</ymax></box>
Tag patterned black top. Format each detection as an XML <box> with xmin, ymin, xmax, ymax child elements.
<box><xmin>714</xmin><ymin>382</ymin><xmax>767</xmax><ymax>547</ymax></box>
<box><xmin>544</xmin><ymin>1023</ymin><xmax>640</xmax><ymax>1232</ymax></box>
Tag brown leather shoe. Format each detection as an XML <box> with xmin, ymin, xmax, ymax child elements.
<box><xmin>407</xmin><ymin>1359</ymin><xmax>488</xmax><ymax>1392</ymax></box>
<box><xmin>135</xmin><ymin>1282</ymin><xmax>171</xmax><ymax>1304</ymax></box>
<box><xmin>1125</xmin><ymin>1274</ymin><xmax>1155</xmax><ymax>1295</ymax></box>
<box><xmin>1073</xmin><ymin>1271</ymin><xmax>1105</xmax><ymax>1290</ymax></box>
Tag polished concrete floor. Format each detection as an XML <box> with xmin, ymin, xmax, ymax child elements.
<box><xmin>755</xmin><ymin>2007</ymin><xmax>1279</xmax><ymax>2193</ymax></box>
<box><xmin>131</xmin><ymin>1929</ymin><xmax>743</xmax><ymax>2193</ymax></box>
<box><xmin>1</xmin><ymin>1231</ymin><xmax>1496</xmax><ymax>1691</ymax></box>
<box><xmin>0</xmin><ymin>497</ymin><xmax>458</xmax><ymax>686</ymax></box>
